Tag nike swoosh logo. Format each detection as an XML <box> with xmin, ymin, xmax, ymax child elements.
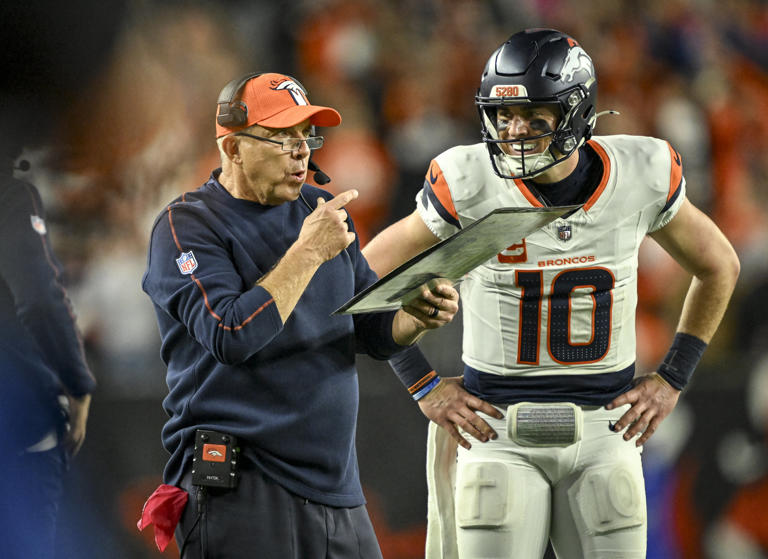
<box><xmin>429</xmin><ymin>165</ymin><xmax>438</xmax><ymax>185</ymax></box>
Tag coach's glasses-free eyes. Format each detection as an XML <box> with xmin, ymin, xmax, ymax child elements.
<box><xmin>234</xmin><ymin>132</ymin><xmax>325</xmax><ymax>151</ymax></box>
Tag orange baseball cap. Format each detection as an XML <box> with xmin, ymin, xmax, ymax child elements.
<box><xmin>215</xmin><ymin>73</ymin><xmax>342</xmax><ymax>137</ymax></box>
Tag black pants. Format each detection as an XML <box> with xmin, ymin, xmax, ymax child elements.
<box><xmin>0</xmin><ymin>446</ymin><xmax>68</xmax><ymax>559</ymax></box>
<box><xmin>176</xmin><ymin>461</ymin><xmax>383</xmax><ymax>559</ymax></box>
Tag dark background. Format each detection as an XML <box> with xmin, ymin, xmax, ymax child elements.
<box><xmin>3</xmin><ymin>1</ymin><xmax>768</xmax><ymax>557</ymax></box>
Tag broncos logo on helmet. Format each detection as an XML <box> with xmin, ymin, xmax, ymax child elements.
<box><xmin>560</xmin><ymin>46</ymin><xmax>594</xmax><ymax>84</ymax></box>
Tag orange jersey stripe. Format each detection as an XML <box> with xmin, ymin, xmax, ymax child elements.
<box><xmin>513</xmin><ymin>178</ymin><xmax>545</xmax><ymax>207</ymax></box>
<box><xmin>584</xmin><ymin>140</ymin><xmax>611</xmax><ymax>211</ymax></box>
<box><xmin>513</xmin><ymin>142</ymin><xmax>611</xmax><ymax>211</ymax></box>
<box><xmin>667</xmin><ymin>142</ymin><xmax>683</xmax><ymax>201</ymax></box>
<box><xmin>427</xmin><ymin>160</ymin><xmax>460</xmax><ymax>222</ymax></box>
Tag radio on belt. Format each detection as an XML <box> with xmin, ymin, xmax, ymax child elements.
<box><xmin>191</xmin><ymin>429</ymin><xmax>239</xmax><ymax>488</ymax></box>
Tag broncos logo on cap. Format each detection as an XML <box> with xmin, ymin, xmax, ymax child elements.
<box><xmin>560</xmin><ymin>46</ymin><xmax>594</xmax><ymax>83</ymax></box>
<box><xmin>270</xmin><ymin>78</ymin><xmax>309</xmax><ymax>106</ymax></box>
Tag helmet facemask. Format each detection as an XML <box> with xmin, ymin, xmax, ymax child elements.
<box><xmin>477</xmin><ymin>86</ymin><xmax>595</xmax><ymax>180</ymax></box>
<box><xmin>479</xmin><ymin>103</ymin><xmax>558</xmax><ymax>179</ymax></box>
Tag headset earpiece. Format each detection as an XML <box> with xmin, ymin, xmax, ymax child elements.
<box><xmin>216</xmin><ymin>100</ymin><xmax>247</xmax><ymax>127</ymax></box>
<box><xmin>216</xmin><ymin>72</ymin><xmax>263</xmax><ymax>127</ymax></box>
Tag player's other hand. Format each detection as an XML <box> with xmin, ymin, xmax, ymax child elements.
<box><xmin>605</xmin><ymin>373</ymin><xmax>681</xmax><ymax>446</ymax></box>
<box><xmin>419</xmin><ymin>376</ymin><xmax>504</xmax><ymax>450</ymax></box>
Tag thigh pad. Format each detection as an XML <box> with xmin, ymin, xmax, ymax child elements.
<box><xmin>567</xmin><ymin>461</ymin><xmax>645</xmax><ymax>536</ymax></box>
<box><xmin>455</xmin><ymin>461</ymin><xmax>515</xmax><ymax>529</ymax></box>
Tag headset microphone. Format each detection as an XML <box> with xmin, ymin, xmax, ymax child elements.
<box><xmin>308</xmin><ymin>159</ymin><xmax>331</xmax><ymax>185</ymax></box>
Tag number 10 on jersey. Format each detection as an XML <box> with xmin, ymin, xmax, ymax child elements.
<box><xmin>516</xmin><ymin>267</ymin><xmax>614</xmax><ymax>365</ymax></box>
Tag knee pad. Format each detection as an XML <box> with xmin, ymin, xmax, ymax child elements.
<box><xmin>567</xmin><ymin>462</ymin><xmax>645</xmax><ymax>536</ymax></box>
<box><xmin>455</xmin><ymin>461</ymin><xmax>516</xmax><ymax>529</ymax></box>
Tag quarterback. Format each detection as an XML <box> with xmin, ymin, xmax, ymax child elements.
<box><xmin>364</xmin><ymin>29</ymin><xmax>740</xmax><ymax>558</ymax></box>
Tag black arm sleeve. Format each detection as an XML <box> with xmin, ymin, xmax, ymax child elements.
<box><xmin>0</xmin><ymin>178</ymin><xmax>95</xmax><ymax>396</ymax></box>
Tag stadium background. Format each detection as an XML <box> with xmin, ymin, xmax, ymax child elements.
<box><xmin>2</xmin><ymin>0</ymin><xmax>768</xmax><ymax>557</ymax></box>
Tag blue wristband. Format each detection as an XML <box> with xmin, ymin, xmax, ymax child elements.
<box><xmin>656</xmin><ymin>332</ymin><xmax>707</xmax><ymax>390</ymax></box>
<box><xmin>412</xmin><ymin>376</ymin><xmax>441</xmax><ymax>401</ymax></box>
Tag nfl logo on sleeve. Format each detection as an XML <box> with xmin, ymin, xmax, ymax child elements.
<box><xmin>30</xmin><ymin>215</ymin><xmax>47</xmax><ymax>235</ymax></box>
<box><xmin>176</xmin><ymin>251</ymin><xmax>198</xmax><ymax>275</ymax></box>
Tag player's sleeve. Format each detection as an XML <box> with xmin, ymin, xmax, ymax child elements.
<box><xmin>387</xmin><ymin>344</ymin><xmax>437</xmax><ymax>396</ymax></box>
<box><xmin>0</xmin><ymin>180</ymin><xmax>96</xmax><ymax>396</ymax></box>
<box><xmin>416</xmin><ymin>159</ymin><xmax>462</xmax><ymax>240</ymax></box>
<box><xmin>649</xmin><ymin>142</ymin><xmax>686</xmax><ymax>232</ymax></box>
<box><xmin>142</xmin><ymin>204</ymin><xmax>283</xmax><ymax>365</ymax></box>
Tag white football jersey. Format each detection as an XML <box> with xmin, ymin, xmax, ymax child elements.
<box><xmin>416</xmin><ymin>135</ymin><xmax>684</xmax><ymax>384</ymax></box>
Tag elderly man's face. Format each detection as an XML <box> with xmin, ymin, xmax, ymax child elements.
<box><xmin>235</xmin><ymin>120</ymin><xmax>313</xmax><ymax>205</ymax></box>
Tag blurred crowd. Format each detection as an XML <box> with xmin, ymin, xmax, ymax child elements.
<box><xmin>5</xmin><ymin>0</ymin><xmax>768</xmax><ymax>557</ymax></box>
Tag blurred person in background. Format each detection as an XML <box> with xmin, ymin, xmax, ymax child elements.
<box><xmin>706</xmin><ymin>352</ymin><xmax>768</xmax><ymax>559</ymax></box>
<box><xmin>138</xmin><ymin>72</ymin><xmax>462</xmax><ymax>558</ymax></box>
<box><xmin>363</xmin><ymin>28</ymin><xmax>740</xmax><ymax>558</ymax></box>
<box><xmin>0</xmin><ymin>144</ymin><xmax>96</xmax><ymax>559</ymax></box>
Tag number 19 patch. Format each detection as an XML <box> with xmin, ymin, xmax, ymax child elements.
<box><xmin>176</xmin><ymin>250</ymin><xmax>198</xmax><ymax>275</ymax></box>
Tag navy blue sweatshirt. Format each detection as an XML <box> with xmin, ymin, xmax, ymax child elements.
<box><xmin>0</xmin><ymin>172</ymin><xmax>96</xmax><ymax>448</ymax></box>
<box><xmin>142</xmin><ymin>170</ymin><xmax>406</xmax><ymax>507</ymax></box>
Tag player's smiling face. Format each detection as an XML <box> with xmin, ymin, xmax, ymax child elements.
<box><xmin>495</xmin><ymin>105</ymin><xmax>560</xmax><ymax>156</ymax></box>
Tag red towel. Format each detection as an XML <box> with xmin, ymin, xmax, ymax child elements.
<box><xmin>137</xmin><ymin>484</ymin><xmax>189</xmax><ymax>551</ymax></box>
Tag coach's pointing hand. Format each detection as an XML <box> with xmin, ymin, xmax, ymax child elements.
<box><xmin>298</xmin><ymin>189</ymin><xmax>358</xmax><ymax>264</ymax></box>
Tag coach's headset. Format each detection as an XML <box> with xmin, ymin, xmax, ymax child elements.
<box><xmin>216</xmin><ymin>72</ymin><xmax>331</xmax><ymax>185</ymax></box>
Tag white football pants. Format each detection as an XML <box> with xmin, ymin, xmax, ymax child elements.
<box><xmin>455</xmin><ymin>403</ymin><xmax>646</xmax><ymax>559</ymax></box>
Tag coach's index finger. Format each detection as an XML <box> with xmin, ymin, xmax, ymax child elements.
<box><xmin>325</xmin><ymin>189</ymin><xmax>359</xmax><ymax>209</ymax></box>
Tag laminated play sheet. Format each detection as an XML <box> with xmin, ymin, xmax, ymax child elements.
<box><xmin>335</xmin><ymin>205</ymin><xmax>579</xmax><ymax>314</ymax></box>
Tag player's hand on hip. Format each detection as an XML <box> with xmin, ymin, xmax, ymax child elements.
<box><xmin>298</xmin><ymin>189</ymin><xmax>358</xmax><ymax>264</ymax></box>
<box><xmin>605</xmin><ymin>373</ymin><xmax>681</xmax><ymax>447</ymax></box>
<box><xmin>418</xmin><ymin>376</ymin><xmax>504</xmax><ymax>450</ymax></box>
<box><xmin>401</xmin><ymin>279</ymin><xmax>459</xmax><ymax>329</ymax></box>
